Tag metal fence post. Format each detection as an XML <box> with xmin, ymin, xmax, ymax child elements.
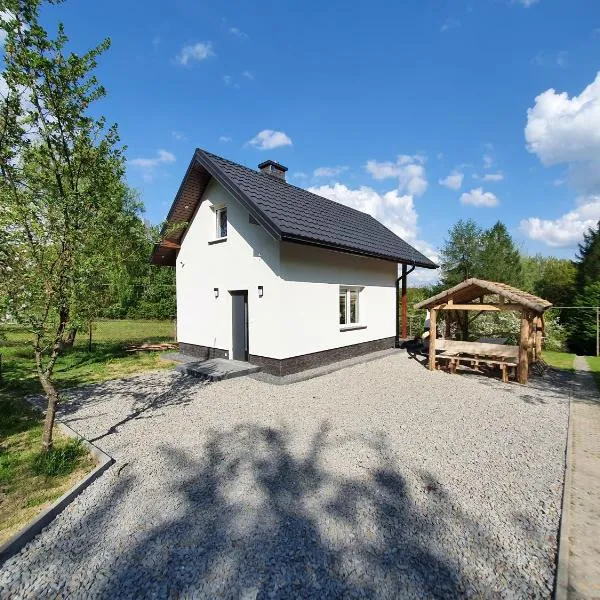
<box><xmin>596</xmin><ymin>306</ymin><xmax>600</xmax><ymax>356</ymax></box>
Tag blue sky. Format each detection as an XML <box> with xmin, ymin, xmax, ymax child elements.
<box><xmin>34</xmin><ymin>0</ymin><xmax>600</xmax><ymax>281</ymax></box>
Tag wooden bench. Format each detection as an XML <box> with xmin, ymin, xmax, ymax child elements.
<box><xmin>435</xmin><ymin>339</ymin><xmax>519</xmax><ymax>382</ymax></box>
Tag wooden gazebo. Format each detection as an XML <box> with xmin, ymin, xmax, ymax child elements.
<box><xmin>414</xmin><ymin>279</ymin><xmax>552</xmax><ymax>384</ymax></box>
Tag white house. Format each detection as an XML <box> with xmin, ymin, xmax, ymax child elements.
<box><xmin>152</xmin><ymin>149</ymin><xmax>437</xmax><ymax>376</ymax></box>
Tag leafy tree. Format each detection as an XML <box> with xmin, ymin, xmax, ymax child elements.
<box><xmin>479</xmin><ymin>221</ymin><xmax>523</xmax><ymax>287</ymax></box>
<box><xmin>439</xmin><ymin>219</ymin><xmax>525</xmax><ymax>339</ymax></box>
<box><xmin>567</xmin><ymin>282</ymin><xmax>600</xmax><ymax>355</ymax></box>
<box><xmin>0</xmin><ymin>0</ymin><xmax>140</xmax><ymax>450</ymax></box>
<box><xmin>534</xmin><ymin>258</ymin><xmax>576</xmax><ymax>307</ymax></box>
<box><xmin>576</xmin><ymin>221</ymin><xmax>600</xmax><ymax>290</ymax></box>
<box><xmin>439</xmin><ymin>219</ymin><xmax>483</xmax><ymax>287</ymax></box>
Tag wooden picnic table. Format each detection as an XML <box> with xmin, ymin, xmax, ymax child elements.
<box><xmin>435</xmin><ymin>339</ymin><xmax>519</xmax><ymax>382</ymax></box>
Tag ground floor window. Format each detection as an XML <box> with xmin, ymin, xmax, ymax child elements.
<box><xmin>339</xmin><ymin>286</ymin><xmax>360</xmax><ymax>325</ymax></box>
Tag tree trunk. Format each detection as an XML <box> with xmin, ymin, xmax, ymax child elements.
<box><xmin>35</xmin><ymin>305</ymin><xmax>68</xmax><ymax>452</ymax></box>
<box><xmin>456</xmin><ymin>312</ymin><xmax>469</xmax><ymax>340</ymax></box>
<box><xmin>88</xmin><ymin>321</ymin><xmax>93</xmax><ymax>352</ymax></box>
<box><xmin>63</xmin><ymin>327</ymin><xmax>78</xmax><ymax>349</ymax></box>
<box><xmin>40</xmin><ymin>372</ymin><xmax>59</xmax><ymax>452</ymax></box>
<box><xmin>35</xmin><ymin>346</ymin><xmax>59</xmax><ymax>452</ymax></box>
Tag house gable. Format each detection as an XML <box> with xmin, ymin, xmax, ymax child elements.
<box><xmin>151</xmin><ymin>149</ymin><xmax>438</xmax><ymax>269</ymax></box>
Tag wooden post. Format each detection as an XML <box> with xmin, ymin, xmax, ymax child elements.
<box><xmin>401</xmin><ymin>263</ymin><xmax>408</xmax><ymax>339</ymax></box>
<box><xmin>518</xmin><ymin>311</ymin><xmax>530</xmax><ymax>384</ymax></box>
<box><xmin>428</xmin><ymin>308</ymin><xmax>437</xmax><ymax>371</ymax></box>
<box><xmin>535</xmin><ymin>315</ymin><xmax>543</xmax><ymax>358</ymax></box>
<box><xmin>528</xmin><ymin>316</ymin><xmax>535</xmax><ymax>364</ymax></box>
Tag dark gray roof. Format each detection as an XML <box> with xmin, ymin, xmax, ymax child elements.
<box><xmin>195</xmin><ymin>149</ymin><xmax>437</xmax><ymax>268</ymax></box>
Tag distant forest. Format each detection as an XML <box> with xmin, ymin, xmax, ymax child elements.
<box><xmin>407</xmin><ymin>219</ymin><xmax>600</xmax><ymax>356</ymax></box>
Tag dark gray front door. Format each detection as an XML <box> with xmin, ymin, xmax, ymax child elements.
<box><xmin>231</xmin><ymin>291</ymin><xmax>248</xmax><ymax>361</ymax></box>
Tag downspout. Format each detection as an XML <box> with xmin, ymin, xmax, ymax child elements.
<box><xmin>396</xmin><ymin>262</ymin><xmax>416</xmax><ymax>347</ymax></box>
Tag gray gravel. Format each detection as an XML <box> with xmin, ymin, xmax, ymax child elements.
<box><xmin>0</xmin><ymin>352</ymin><xmax>569</xmax><ymax>599</ymax></box>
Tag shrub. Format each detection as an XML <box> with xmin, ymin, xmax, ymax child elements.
<box><xmin>543</xmin><ymin>313</ymin><xmax>568</xmax><ymax>352</ymax></box>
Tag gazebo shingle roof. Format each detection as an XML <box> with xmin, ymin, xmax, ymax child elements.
<box><xmin>414</xmin><ymin>278</ymin><xmax>552</xmax><ymax>314</ymax></box>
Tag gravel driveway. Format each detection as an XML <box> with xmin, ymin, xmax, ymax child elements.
<box><xmin>1</xmin><ymin>352</ymin><xmax>569</xmax><ymax>599</ymax></box>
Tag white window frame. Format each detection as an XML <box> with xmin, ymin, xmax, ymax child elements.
<box><xmin>214</xmin><ymin>206</ymin><xmax>227</xmax><ymax>240</ymax></box>
<box><xmin>339</xmin><ymin>286</ymin><xmax>362</xmax><ymax>329</ymax></box>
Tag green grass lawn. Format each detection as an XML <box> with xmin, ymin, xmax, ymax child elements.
<box><xmin>0</xmin><ymin>319</ymin><xmax>176</xmax><ymax>399</ymax></box>
<box><xmin>543</xmin><ymin>351</ymin><xmax>576</xmax><ymax>371</ymax></box>
<box><xmin>0</xmin><ymin>319</ymin><xmax>176</xmax><ymax>544</ymax></box>
<box><xmin>585</xmin><ymin>356</ymin><xmax>600</xmax><ymax>390</ymax></box>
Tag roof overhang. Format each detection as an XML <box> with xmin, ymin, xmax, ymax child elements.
<box><xmin>280</xmin><ymin>233</ymin><xmax>437</xmax><ymax>268</ymax></box>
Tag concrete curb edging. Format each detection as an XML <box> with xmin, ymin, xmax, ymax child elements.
<box><xmin>553</xmin><ymin>382</ymin><xmax>574</xmax><ymax>599</ymax></box>
<box><xmin>0</xmin><ymin>421</ymin><xmax>114</xmax><ymax>567</ymax></box>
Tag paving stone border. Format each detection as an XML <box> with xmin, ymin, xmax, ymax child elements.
<box><xmin>0</xmin><ymin>421</ymin><xmax>114</xmax><ymax>566</ymax></box>
<box><xmin>553</xmin><ymin>387</ymin><xmax>573</xmax><ymax>600</ymax></box>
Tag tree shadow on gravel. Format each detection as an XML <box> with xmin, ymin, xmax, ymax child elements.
<box><xmin>52</xmin><ymin>372</ymin><xmax>203</xmax><ymax>443</ymax></box>
<box><xmin>79</xmin><ymin>423</ymin><xmax>547</xmax><ymax>599</ymax></box>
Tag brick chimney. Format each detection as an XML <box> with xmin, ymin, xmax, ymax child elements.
<box><xmin>258</xmin><ymin>160</ymin><xmax>287</xmax><ymax>181</ymax></box>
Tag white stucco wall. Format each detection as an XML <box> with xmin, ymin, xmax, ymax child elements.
<box><xmin>176</xmin><ymin>179</ymin><xmax>397</xmax><ymax>360</ymax></box>
<box><xmin>278</xmin><ymin>243</ymin><xmax>397</xmax><ymax>358</ymax></box>
<box><xmin>176</xmin><ymin>179</ymin><xmax>283</xmax><ymax>358</ymax></box>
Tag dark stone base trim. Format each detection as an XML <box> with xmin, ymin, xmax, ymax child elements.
<box><xmin>249</xmin><ymin>337</ymin><xmax>395</xmax><ymax>377</ymax></box>
<box><xmin>179</xmin><ymin>342</ymin><xmax>229</xmax><ymax>360</ymax></box>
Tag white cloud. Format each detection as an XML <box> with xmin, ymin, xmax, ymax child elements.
<box><xmin>130</xmin><ymin>149</ymin><xmax>175</xmax><ymax>169</ymax></box>
<box><xmin>519</xmin><ymin>197</ymin><xmax>600</xmax><ymax>247</ymax></box>
<box><xmin>293</xmin><ymin>172</ymin><xmax>308</xmax><ymax>179</ymax></box>
<box><xmin>365</xmin><ymin>155</ymin><xmax>428</xmax><ymax>196</ymax></box>
<box><xmin>532</xmin><ymin>50</ymin><xmax>569</xmax><ymax>68</ymax></box>
<box><xmin>223</xmin><ymin>75</ymin><xmax>240</xmax><ymax>88</ymax></box>
<box><xmin>307</xmin><ymin>183</ymin><xmax>439</xmax><ymax>282</ymax></box>
<box><xmin>526</xmin><ymin>73</ymin><xmax>600</xmax><ymax>165</ymax></box>
<box><xmin>243</xmin><ymin>70</ymin><xmax>254</xmax><ymax>80</ymax></box>
<box><xmin>439</xmin><ymin>171</ymin><xmax>464</xmax><ymax>190</ymax></box>
<box><xmin>176</xmin><ymin>42</ymin><xmax>215</xmax><ymax>65</ymax></box>
<box><xmin>0</xmin><ymin>73</ymin><xmax>7</xmax><ymax>98</ymax></box>
<box><xmin>460</xmin><ymin>187</ymin><xmax>499</xmax><ymax>207</ymax></box>
<box><xmin>483</xmin><ymin>172</ymin><xmax>504</xmax><ymax>182</ymax></box>
<box><xmin>218</xmin><ymin>136</ymin><xmax>231</xmax><ymax>142</ymax></box>
<box><xmin>130</xmin><ymin>149</ymin><xmax>175</xmax><ymax>181</ymax></box>
<box><xmin>247</xmin><ymin>129</ymin><xmax>292</xmax><ymax>150</ymax></box>
<box><xmin>229</xmin><ymin>27</ymin><xmax>248</xmax><ymax>39</ymax></box>
<box><xmin>553</xmin><ymin>178</ymin><xmax>565</xmax><ymax>187</ymax></box>
<box><xmin>0</xmin><ymin>10</ymin><xmax>16</xmax><ymax>45</ymax></box>
<box><xmin>514</xmin><ymin>0</ymin><xmax>540</xmax><ymax>6</ymax></box>
<box><xmin>483</xmin><ymin>154</ymin><xmax>494</xmax><ymax>169</ymax></box>
<box><xmin>523</xmin><ymin>72</ymin><xmax>600</xmax><ymax>246</ymax></box>
<box><xmin>313</xmin><ymin>165</ymin><xmax>348</xmax><ymax>177</ymax></box>
<box><xmin>441</xmin><ymin>18</ymin><xmax>460</xmax><ymax>32</ymax></box>
<box><xmin>309</xmin><ymin>183</ymin><xmax>384</xmax><ymax>218</ymax></box>
<box><xmin>171</xmin><ymin>130</ymin><xmax>187</xmax><ymax>141</ymax></box>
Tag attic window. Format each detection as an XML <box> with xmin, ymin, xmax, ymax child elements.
<box><xmin>215</xmin><ymin>207</ymin><xmax>227</xmax><ymax>239</ymax></box>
